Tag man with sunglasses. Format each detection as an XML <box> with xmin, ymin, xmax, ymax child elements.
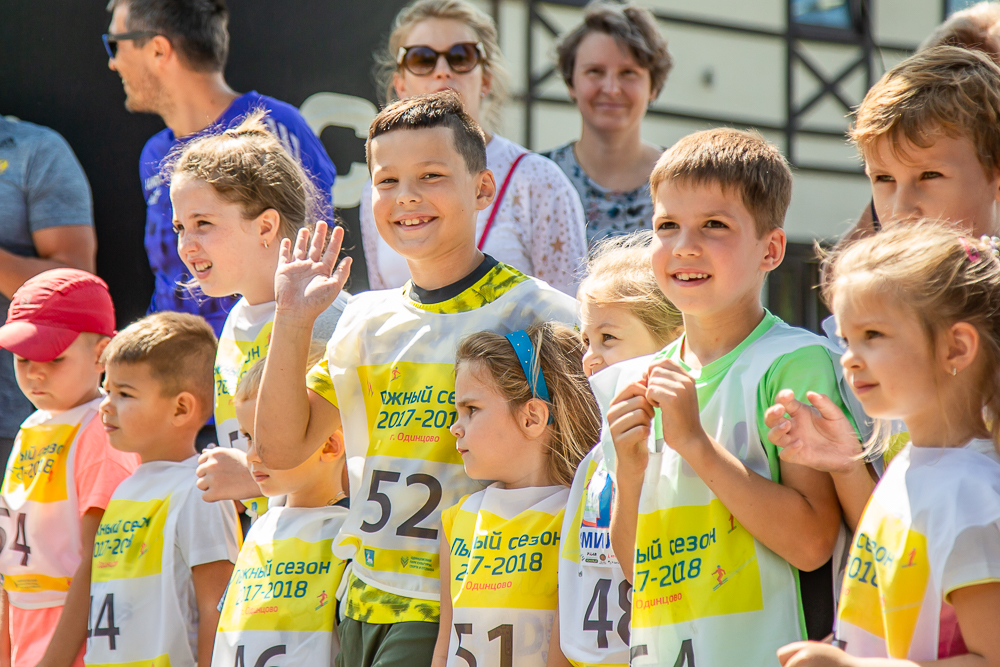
<box><xmin>103</xmin><ymin>0</ymin><xmax>336</xmax><ymax>340</ymax></box>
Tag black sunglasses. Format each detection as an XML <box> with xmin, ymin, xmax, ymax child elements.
<box><xmin>396</xmin><ymin>42</ymin><xmax>486</xmax><ymax>76</ymax></box>
<box><xmin>102</xmin><ymin>31</ymin><xmax>159</xmax><ymax>59</ymax></box>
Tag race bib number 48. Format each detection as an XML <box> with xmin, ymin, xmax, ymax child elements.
<box><xmin>632</xmin><ymin>499</ymin><xmax>762</xmax><ymax>628</ymax></box>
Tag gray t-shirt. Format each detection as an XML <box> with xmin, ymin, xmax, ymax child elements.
<box><xmin>0</xmin><ymin>117</ymin><xmax>93</xmax><ymax>438</ymax></box>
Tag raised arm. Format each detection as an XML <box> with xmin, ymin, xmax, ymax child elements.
<box><xmin>646</xmin><ymin>359</ymin><xmax>841</xmax><ymax>572</ymax></box>
<box><xmin>255</xmin><ymin>222</ymin><xmax>351</xmax><ymax>470</ymax></box>
<box><xmin>607</xmin><ymin>382</ymin><xmax>655</xmax><ymax>583</ymax></box>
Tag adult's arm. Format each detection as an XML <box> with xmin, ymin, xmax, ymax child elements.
<box><xmin>0</xmin><ymin>226</ymin><xmax>96</xmax><ymax>299</ymax></box>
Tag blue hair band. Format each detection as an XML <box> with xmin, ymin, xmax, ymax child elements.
<box><xmin>504</xmin><ymin>329</ymin><xmax>554</xmax><ymax>424</ymax></box>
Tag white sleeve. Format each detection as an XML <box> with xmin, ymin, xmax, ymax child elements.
<box><xmin>942</xmin><ymin>521</ymin><xmax>1000</xmax><ymax>601</ymax></box>
<box><xmin>522</xmin><ymin>155</ymin><xmax>588</xmax><ymax>296</ymax></box>
<box><xmin>176</xmin><ymin>486</ymin><xmax>241</xmax><ymax>567</ymax></box>
<box><xmin>358</xmin><ymin>179</ymin><xmax>388</xmax><ymax>290</ymax></box>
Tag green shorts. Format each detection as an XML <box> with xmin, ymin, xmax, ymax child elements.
<box><xmin>336</xmin><ymin>616</ymin><xmax>438</xmax><ymax>667</ymax></box>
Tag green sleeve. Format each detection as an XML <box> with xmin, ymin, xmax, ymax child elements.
<box><xmin>756</xmin><ymin>344</ymin><xmax>859</xmax><ymax>482</ymax></box>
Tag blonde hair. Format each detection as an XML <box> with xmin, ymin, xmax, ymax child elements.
<box><xmin>456</xmin><ymin>323</ymin><xmax>600</xmax><ymax>487</ymax></box>
<box><xmin>822</xmin><ymin>220</ymin><xmax>1000</xmax><ymax>454</ymax></box>
<box><xmin>850</xmin><ymin>46</ymin><xmax>1000</xmax><ymax>178</ymax></box>
<box><xmin>921</xmin><ymin>2</ymin><xmax>1000</xmax><ymax>65</ymax></box>
<box><xmin>579</xmin><ymin>230</ymin><xmax>682</xmax><ymax>347</ymax></box>
<box><xmin>234</xmin><ymin>340</ymin><xmax>328</xmax><ymax>404</ymax></box>
<box><xmin>102</xmin><ymin>312</ymin><xmax>218</xmax><ymax>422</ymax></box>
<box><xmin>373</xmin><ymin>0</ymin><xmax>511</xmax><ymax>133</ymax></box>
<box><xmin>170</xmin><ymin>109</ymin><xmax>323</xmax><ymax>241</ymax></box>
<box><xmin>650</xmin><ymin>128</ymin><xmax>792</xmax><ymax>237</ymax></box>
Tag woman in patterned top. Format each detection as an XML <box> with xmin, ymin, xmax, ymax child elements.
<box><xmin>543</xmin><ymin>2</ymin><xmax>672</xmax><ymax>244</ymax></box>
<box><xmin>359</xmin><ymin>0</ymin><xmax>588</xmax><ymax>296</ymax></box>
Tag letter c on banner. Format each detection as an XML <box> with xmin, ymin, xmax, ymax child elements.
<box><xmin>299</xmin><ymin>92</ymin><xmax>378</xmax><ymax>209</ymax></box>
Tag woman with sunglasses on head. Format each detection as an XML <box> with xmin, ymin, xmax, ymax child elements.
<box><xmin>542</xmin><ymin>2</ymin><xmax>671</xmax><ymax>244</ymax></box>
<box><xmin>360</xmin><ymin>0</ymin><xmax>587</xmax><ymax>296</ymax></box>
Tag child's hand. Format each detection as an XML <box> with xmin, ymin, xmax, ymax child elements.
<box><xmin>777</xmin><ymin>641</ymin><xmax>857</xmax><ymax>667</ymax></box>
<box><xmin>196</xmin><ymin>448</ymin><xmax>262</xmax><ymax>502</ymax></box>
<box><xmin>274</xmin><ymin>221</ymin><xmax>352</xmax><ymax>323</ymax></box>
<box><xmin>644</xmin><ymin>358</ymin><xmax>706</xmax><ymax>457</ymax></box>
<box><xmin>607</xmin><ymin>382</ymin><xmax>654</xmax><ymax>476</ymax></box>
<box><xmin>764</xmin><ymin>390</ymin><xmax>863</xmax><ymax>474</ymax></box>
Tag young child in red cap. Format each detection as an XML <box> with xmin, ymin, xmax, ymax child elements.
<box><xmin>0</xmin><ymin>269</ymin><xmax>140</xmax><ymax>667</ymax></box>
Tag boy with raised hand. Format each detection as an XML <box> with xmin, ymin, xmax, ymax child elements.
<box><xmin>602</xmin><ymin>129</ymin><xmax>859</xmax><ymax>665</ymax></box>
<box><xmin>253</xmin><ymin>90</ymin><xmax>578</xmax><ymax>667</ymax></box>
<box><xmin>86</xmin><ymin>312</ymin><xmax>239</xmax><ymax>667</ymax></box>
<box><xmin>772</xmin><ymin>45</ymin><xmax>1000</xmax><ymax>533</ymax></box>
<box><xmin>0</xmin><ymin>269</ymin><xmax>139</xmax><ymax>667</ymax></box>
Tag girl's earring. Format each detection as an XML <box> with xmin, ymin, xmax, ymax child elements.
<box><xmin>952</xmin><ymin>367</ymin><xmax>958</xmax><ymax>376</ymax></box>
<box><xmin>264</xmin><ymin>240</ymin><xmax>269</xmax><ymax>249</ymax></box>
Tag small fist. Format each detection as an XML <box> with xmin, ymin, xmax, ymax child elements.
<box><xmin>196</xmin><ymin>447</ymin><xmax>262</xmax><ymax>502</ymax></box>
<box><xmin>644</xmin><ymin>358</ymin><xmax>705</xmax><ymax>455</ymax></box>
<box><xmin>607</xmin><ymin>381</ymin><xmax>654</xmax><ymax>476</ymax></box>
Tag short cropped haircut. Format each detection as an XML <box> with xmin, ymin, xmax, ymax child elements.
<box><xmin>102</xmin><ymin>312</ymin><xmax>217</xmax><ymax>421</ymax></box>
<box><xmin>850</xmin><ymin>46</ymin><xmax>1000</xmax><ymax>178</ymax></box>
<box><xmin>557</xmin><ymin>1</ymin><xmax>672</xmax><ymax>99</ymax></box>
<box><xmin>107</xmin><ymin>0</ymin><xmax>229</xmax><ymax>72</ymax></box>
<box><xmin>921</xmin><ymin>2</ymin><xmax>1000</xmax><ymax>65</ymax></box>
<box><xmin>234</xmin><ymin>340</ymin><xmax>328</xmax><ymax>405</ymax></box>
<box><xmin>649</xmin><ymin>128</ymin><xmax>792</xmax><ymax>236</ymax></box>
<box><xmin>366</xmin><ymin>90</ymin><xmax>487</xmax><ymax>175</ymax></box>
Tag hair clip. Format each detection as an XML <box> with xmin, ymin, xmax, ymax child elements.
<box><xmin>505</xmin><ymin>330</ymin><xmax>554</xmax><ymax>425</ymax></box>
<box><xmin>980</xmin><ymin>235</ymin><xmax>1000</xmax><ymax>258</ymax></box>
<box><xmin>959</xmin><ymin>236</ymin><xmax>980</xmax><ymax>263</ymax></box>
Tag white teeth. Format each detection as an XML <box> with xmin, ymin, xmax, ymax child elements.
<box><xmin>193</xmin><ymin>262</ymin><xmax>211</xmax><ymax>272</ymax></box>
<box><xmin>399</xmin><ymin>217</ymin><xmax>431</xmax><ymax>226</ymax></box>
<box><xmin>676</xmin><ymin>272</ymin><xmax>709</xmax><ymax>281</ymax></box>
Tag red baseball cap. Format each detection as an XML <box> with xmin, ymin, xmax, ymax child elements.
<box><xmin>0</xmin><ymin>269</ymin><xmax>116</xmax><ymax>362</ymax></box>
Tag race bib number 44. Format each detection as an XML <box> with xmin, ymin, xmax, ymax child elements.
<box><xmin>632</xmin><ymin>499</ymin><xmax>762</xmax><ymax>628</ymax></box>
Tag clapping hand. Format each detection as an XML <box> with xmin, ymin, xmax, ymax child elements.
<box><xmin>764</xmin><ymin>390</ymin><xmax>863</xmax><ymax>474</ymax></box>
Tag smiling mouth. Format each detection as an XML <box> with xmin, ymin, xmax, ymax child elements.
<box><xmin>395</xmin><ymin>216</ymin><xmax>436</xmax><ymax>228</ymax></box>
<box><xmin>672</xmin><ymin>272</ymin><xmax>711</xmax><ymax>283</ymax></box>
<box><xmin>191</xmin><ymin>260</ymin><xmax>212</xmax><ymax>274</ymax></box>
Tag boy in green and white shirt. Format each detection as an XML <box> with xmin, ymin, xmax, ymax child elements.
<box><xmin>601</xmin><ymin>129</ymin><xmax>858</xmax><ymax>666</ymax></box>
<box><xmin>253</xmin><ymin>91</ymin><xmax>577</xmax><ymax>667</ymax></box>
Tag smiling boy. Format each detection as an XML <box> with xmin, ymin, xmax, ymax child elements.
<box><xmin>600</xmin><ymin>129</ymin><xmax>859</xmax><ymax>665</ymax></box>
<box><xmin>252</xmin><ymin>91</ymin><xmax>578</xmax><ymax>667</ymax></box>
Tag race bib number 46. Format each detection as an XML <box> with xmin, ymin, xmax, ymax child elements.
<box><xmin>632</xmin><ymin>499</ymin><xmax>762</xmax><ymax>628</ymax></box>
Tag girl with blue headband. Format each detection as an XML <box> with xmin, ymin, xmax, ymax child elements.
<box><xmin>431</xmin><ymin>322</ymin><xmax>601</xmax><ymax>667</ymax></box>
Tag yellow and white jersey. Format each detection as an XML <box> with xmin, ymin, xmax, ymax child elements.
<box><xmin>306</xmin><ymin>262</ymin><xmax>577</xmax><ymax>617</ymax></box>
<box><xmin>559</xmin><ymin>446</ymin><xmax>630</xmax><ymax>667</ymax></box>
<box><xmin>0</xmin><ymin>399</ymin><xmax>98</xmax><ymax>609</ymax></box>
<box><xmin>594</xmin><ymin>325</ymin><xmax>851</xmax><ymax>667</ymax></box>
<box><xmin>214</xmin><ymin>295</ymin><xmax>348</xmax><ymax>451</ymax></box>
<box><xmin>838</xmin><ymin>439</ymin><xmax>1000</xmax><ymax>660</ymax></box>
<box><xmin>213</xmin><ymin>504</ymin><xmax>349</xmax><ymax>666</ymax></box>
<box><xmin>442</xmin><ymin>484</ymin><xmax>567</xmax><ymax>667</ymax></box>
<box><xmin>84</xmin><ymin>456</ymin><xmax>240</xmax><ymax>667</ymax></box>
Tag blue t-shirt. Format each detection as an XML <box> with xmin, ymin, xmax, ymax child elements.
<box><xmin>0</xmin><ymin>117</ymin><xmax>94</xmax><ymax>438</ymax></box>
<box><xmin>139</xmin><ymin>91</ymin><xmax>336</xmax><ymax>335</ymax></box>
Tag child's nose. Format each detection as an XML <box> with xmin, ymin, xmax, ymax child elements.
<box><xmin>98</xmin><ymin>393</ymin><xmax>113</xmax><ymax>415</ymax></box>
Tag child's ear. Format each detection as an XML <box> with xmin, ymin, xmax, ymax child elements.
<box><xmin>93</xmin><ymin>336</ymin><xmax>111</xmax><ymax>370</ymax></box>
<box><xmin>520</xmin><ymin>399</ymin><xmax>550</xmax><ymax>439</ymax></box>
<box><xmin>943</xmin><ymin>321</ymin><xmax>980</xmax><ymax>376</ymax></box>
<box><xmin>319</xmin><ymin>430</ymin><xmax>345</xmax><ymax>461</ymax></box>
<box><xmin>761</xmin><ymin>228</ymin><xmax>786</xmax><ymax>271</ymax></box>
<box><xmin>256</xmin><ymin>208</ymin><xmax>281</xmax><ymax>248</ymax></box>
<box><xmin>474</xmin><ymin>168</ymin><xmax>497</xmax><ymax>213</ymax></box>
<box><xmin>172</xmin><ymin>391</ymin><xmax>199</xmax><ymax>426</ymax></box>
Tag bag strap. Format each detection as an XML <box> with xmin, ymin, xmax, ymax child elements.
<box><xmin>477</xmin><ymin>152</ymin><xmax>530</xmax><ymax>251</ymax></box>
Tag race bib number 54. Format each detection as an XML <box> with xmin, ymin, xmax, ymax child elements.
<box><xmin>632</xmin><ymin>498</ymin><xmax>762</xmax><ymax>628</ymax></box>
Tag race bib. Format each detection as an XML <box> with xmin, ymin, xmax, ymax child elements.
<box><xmin>632</xmin><ymin>498</ymin><xmax>762</xmax><ymax>628</ymax></box>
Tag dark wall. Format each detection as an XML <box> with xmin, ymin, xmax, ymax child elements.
<box><xmin>0</xmin><ymin>0</ymin><xmax>406</xmax><ymax>326</ymax></box>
